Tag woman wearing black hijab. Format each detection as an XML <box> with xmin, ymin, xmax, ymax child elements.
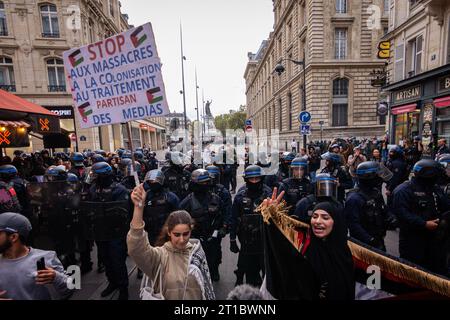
<box><xmin>261</xmin><ymin>189</ymin><xmax>355</xmax><ymax>300</ymax></box>
<box><xmin>306</xmin><ymin>202</ymin><xmax>355</xmax><ymax>300</ymax></box>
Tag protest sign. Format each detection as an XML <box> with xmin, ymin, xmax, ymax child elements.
<box><xmin>63</xmin><ymin>23</ymin><xmax>169</xmax><ymax>128</ymax></box>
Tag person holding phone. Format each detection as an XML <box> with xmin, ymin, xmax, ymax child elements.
<box><xmin>0</xmin><ymin>212</ymin><xmax>74</xmax><ymax>300</ymax></box>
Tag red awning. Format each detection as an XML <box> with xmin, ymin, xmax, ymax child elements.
<box><xmin>0</xmin><ymin>89</ymin><xmax>55</xmax><ymax>116</ymax></box>
<box><xmin>391</xmin><ymin>103</ymin><xmax>417</xmax><ymax>115</ymax></box>
<box><xmin>434</xmin><ymin>96</ymin><xmax>450</xmax><ymax>108</ymax></box>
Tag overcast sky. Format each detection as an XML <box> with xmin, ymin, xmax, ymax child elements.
<box><xmin>120</xmin><ymin>0</ymin><xmax>274</xmax><ymax>121</ymax></box>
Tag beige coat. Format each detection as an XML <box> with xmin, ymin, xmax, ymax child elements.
<box><xmin>127</xmin><ymin>224</ymin><xmax>203</xmax><ymax>300</ymax></box>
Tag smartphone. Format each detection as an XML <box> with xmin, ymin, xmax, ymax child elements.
<box><xmin>36</xmin><ymin>257</ymin><xmax>46</xmax><ymax>271</ymax></box>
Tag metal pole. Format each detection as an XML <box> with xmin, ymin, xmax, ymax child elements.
<box><xmin>195</xmin><ymin>69</ymin><xmax>200</xmax><ymax>139</ymax></box>
<box><xmin>180</xmin><ymin>24</ymin><xmax>187</xmax><ymax>133</ymax></box>
<box><xmin>202</xmin><ymin>89</ymin><xmax>206</xmax><ymax>137</ymax></box>
<box><xmin>302</xmin><ymin>55</ymin><xmax>307</xmax><ymax>150</ymax></box>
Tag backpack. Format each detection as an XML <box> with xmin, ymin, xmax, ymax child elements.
<box><xmin>0</xmin><ymin>181</ymin><xmax>22</xmax><ymax>213</ymax></box>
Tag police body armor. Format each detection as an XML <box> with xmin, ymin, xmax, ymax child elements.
<box><xmin>79</xmin><ymin>183</ymin><xmax>129</xmax><ymax>241</ymax></box>
<box><xmin>163</xmin><ymin>166</ymin><xmax>189</xmax><ymax>199</ymax></box>
<box><xmin>237</xmin><ymin>194</ymin><xmax>265</xmax><ymax>255</ymax></box>
<box><xmin>409</xmin><ymin>182</ymin><xmax>441</xmax><ymax>223</ymax></box>
<box><xmin>284</xmin><ymin>179</ymin><xmax>310</xmax><ymax>208</ymax></box>
<box><xmin>189</xmin><ymin>193</ymin><xmax>222</xmax><ymax>241</ymax></box>
<box><xmin>351</xmin><ymin>188</ymin><xmax>386</xmax><ymax>240</ymax></box>
<box><xmin>27</xmin><ymin>181</ymin><xmax>80</xmax><ymax>252</ymax></box>
<box><xmin>143</xmin><ymin>192</ymin><xmax>171</xmax><ymax>245</ymax></box>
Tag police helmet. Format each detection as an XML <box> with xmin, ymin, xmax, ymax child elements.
<box><xmin>121</xmin><ymin>151</ymin><xmax>132</xmax><ymax>159</ymax></box>
<box><xmin>243</xmin><ymin>165</ymin><xmax>264</xmax><ymax>180</ymax></box>
<box><xmin>206</xmin><ymin>165</ymin><xmax>221</xmax><ymax>181</ymax></box>
<box><xmin>94</xmin><ymin>149</ymin><xmax>107</xmax><ymax>157</ymax></box>
<box><xmin>91</xmin><ymin>161</ymin><xmax>112</xmax><ymax>175</ymax></box>
<box><xmin>321</xmin><ymin>152</ymin><xmax>342</xmax><ymax>165</ymax></box>
<box><xmin>315</xmin><ymin>173</ymin><xmax>337</xmax><ymax>199</ymax></box>
<box><xmin>165</xmin><ymin>151</ymin><xmax>183</xmax><ymax>165</ymax></box>
<box><xmin>116</xmin><ymin>148</ymin><xmax>125</xmax><ymax>157</ymax></box>
<box><xmin>283</xmin><ymin>152</ymin><xmax>296</xmax><ymax>163</ymax></box>
<box><xmin>134</xmin><ymin>151</ymin><xmax>144</xmax><ymax>160</ymax></box>
<box><xmin>330</xmin><ymin>143</ymin><xmax>340</xmax><ymax>150</ymax></box>
<box><xmin>356</xmin><ymin>161</ymin><xmax>380</xmax><ymax>180</ymax></box>
<box><xmin>45</xmin><ymin>165</ymin><xmax>68</xmax><ymax>182</ymax></box>
<box><xmin>144</xmin><ymin>169</ymin><xmax>165</xmax><ymax>186</ymax></box>
<box><xmin>413</xmin><ymin>159</ymin><xmax>442</xmax><ymax>179</ymax></box>
<box><xmin>67</xmin><ymin>173</ymin><xmax>79</xmax><ymax>183</ymax></box>
<box><xmin>389</xmin><ymin>145</ymin><xmax>404</xmax><ymax>156</ymax></box>
<box><xmin>290</xmin><ymin>157</ymin><xmax>308</xmax><ymax>178</ymax></box>
<box><xmin>92</xmin><ymin>154</ymin><xmax>106</xmax><ymax>163</ymax></box>
<box><xmin>438</xmin><ymin>154</ymin><xmax>450</xmax><ymax>167</ymax></box>
<box><xmin>0</xmin><ymin>164</ymin><xmax>18</xmax><ymax>181</ymax></box>
<box><xmin>191</xmin><ymin>169</ymin><xmax>211</xmax><ymax>184</ymax></box>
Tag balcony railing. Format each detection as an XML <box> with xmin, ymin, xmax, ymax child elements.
<box><xmin>48</xmin><ymin>85</ymin><xmax>66</xmax><ymax>92</ymax></box>
<box><xmin>42</xmin><ymin>32</ymin><xmax>60</xmax><ymax>38</ymax></box>
<box><xmin>0</xmin><ymin>84</ymin><xmax>16</xmax><ymax>92</ymax></box>
<box><xmin>0</xmin><ymin>30</ymin><xmax>8</xmax><ymax>37</ymax></box>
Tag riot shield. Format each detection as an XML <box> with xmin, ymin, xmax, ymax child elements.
<box><xmin>79</xmin><ymin>200</ymin><xmax>130</xmax><ymax>241</ymax></box>
<box><xmin>237</xmin><ymin>213</ymin><xmax>263</xmax><ymax>255</ymax></box>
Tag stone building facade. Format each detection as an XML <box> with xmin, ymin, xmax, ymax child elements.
<box><xmin>0</xmin><ymin>0</ymin><xmax>166</xmax><ymax>154</ymax></box>
<box><xmin>244</xmin><ymin>0</ymin><xmax>389</xmax><ymax>151</ymax></box>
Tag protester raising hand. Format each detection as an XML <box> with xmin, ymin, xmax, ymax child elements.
<box><xmin>131</xmin><ymin>184</ymin><xmax>147</xmax><ymax>228</ymax></box>
<box><xmin>261</xmin><ymin>187</ymin><xmax>285</xmax><ymax>210</ymax></box>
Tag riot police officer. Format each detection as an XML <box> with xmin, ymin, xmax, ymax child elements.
<box><xmin>117</xmin><ymin>158</ymin><xmax>138</xmax><ymax>190</ymax></box>
<box><xmin>0</xmin><ymin>164</ymin><xmax>28</xmax><ymax>216</ymax></box>
<box><xmin>438</xmin><ymin>154</ymin><xmax>450</xmax><ymax>195</ymax></box>
<box><xmin>345</xmin><ymin>161</ymin><xmax>396</xmax><ymax>251</ymax></box>
<box><xmin>162</xmin><ymin>151</ymin><xmax>190</xmax><ymax>201</ymax></box>
<box><xmin>385</xmin><ymin>145</ymin><xmax>409</xmax><ymax>214</ymax></box>
<box><xmin>41</xmin><ymin>165</ymin><xmax>79</xmax><ymax>267</ymax></box>
<box><xmin>69</xmin><ymin>152</ymin><xmax>86</xmax><ymax>179</ymax></box>
<box><xmin>180</xmin><ymin>169</ymin><xmax>228</xmax><ymax>281</ymax></box>
<box><xmin>282</xmin><ymin>157</ymin><xmax>313</xmax><ymax>215</ymax></box>
<box><xmin>142</xmin><ymin>169</ymin><xmax>180</xmax><ymax>245</ymax></box>
<box><xmin>84</xmin><ymin>162</ymin><xmax>130</xmax><ymax>300</ymax></box>
<box><xmin>293</xmin><ymin>173</ymin><xmax>343</xmax><ymax>224</ymax></box>
<box><xmin>393</xmin><ymin>159</ymin><xmax>450</xmax><ymax>275</ymax></box>
<box><xmin>147</xmin><ymin>151</ymin><xmax>159</xmax><ymax>171</ymax></box>
<box><xmin>320</xmin><ymin>152</ymin><xmax>353</xmax><ymax>202</ymax></box>
<box><xmin>230</xmin><ymin>165</ymin><xmax>272</xmax><ymax>287</ymax></box>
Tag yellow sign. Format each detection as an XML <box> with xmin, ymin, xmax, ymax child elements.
<box><xmin>377</xmin><ymin>41</ymin><xmax>390</xmax><ymax>59</ymax></box>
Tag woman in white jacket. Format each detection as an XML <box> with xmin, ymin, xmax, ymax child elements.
<box><xmin>127</xmin><ymin>184</ymin><xmax>215</xmax><ymax>300</ymax></box>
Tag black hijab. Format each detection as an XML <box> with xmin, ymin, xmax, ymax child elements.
<box><xmin>305</xmin><ymin>201</ymin><xmax>355</xmax><ymax>300</ymax></box>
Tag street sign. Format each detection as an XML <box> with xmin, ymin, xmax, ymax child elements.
<box><xmin>300</xmin><ymin>124</ymin><xmax>311</xmax><ymax>135</ymax></box>
<box><xmin>298</xmin><ymin>111</ymin><xmax>311</xmax><ymax>123</ymax></box>
<box><xmin>245</xmin><ymin>125</ymin><xmax>253</xmax><ymax>133</ymax></box>
<box><xmin>245</xmin><ymin>119</ymin><xmax>252</xmax><ymax>126</ymax></box>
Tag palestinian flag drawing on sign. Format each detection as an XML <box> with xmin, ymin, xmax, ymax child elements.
<box><xmin>77</xmin><ymin>102</ymin><xmax>92</xmax><ymax>123</ymax></box>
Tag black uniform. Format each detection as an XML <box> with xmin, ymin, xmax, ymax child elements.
<box><xmin>282</xmin><ymin>177</ymin><xmax>313</xmax><ymax>215</ymax></box>
<box><xmin>393</xmin><ymin>178</ymin><xmax>450</xmax><ymax>275</ymax></box>
<box><xmin>162</xmin><ymin>165</ymin><xmax>190</xmax><ymax>201</ymax></box>
<box><xmin>230</xmin><ymin>185</ymin><xmax>272</xmax><ymax>286</ymax></box>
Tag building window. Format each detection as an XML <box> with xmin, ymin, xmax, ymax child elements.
<box><xmin>0</xmin><ymin>57</ymin><xmax>15</xmax><ymax>92</ymax></box>
<box><xmin>278</xmin><ymin>98</ymin><xmax>282</xmax><ymax>131</ymax></box>
<box><xmin>384</xmin><ymin>0</ymin><xmax>390</xmax><ymax>15</ymax></box>
<box><xmin>288</xmin><ymin>92</ymin><xmax>292</xmax><ymax>130</ymax></box>
<box><xmin>88</xmin><ymin>19</ymin><xmax>95</xmax><ymax>43</ymax></box>
<box><xmin>389</xmin><ymin>0</ymin><xmax>395</xmax><ymax>29</ymax></box>
<box><xmin>40</xmin><ymin>4</ymin><xmax>59</xmax><ymax>38</ymax></box>
<box><xmin>287</xmin><ymin>20</ymin><xmax>292</xmax><ymax>44</ymax></box>
<box><xmin>335</xmin><ymin>28</ymin><xmax>347</xmax><ymax>59</ymax></box>
<box><xmin>394</xmin><ymin>43</ymin><xmax>404</xmax><ymax>82</ymax></box>
<box><xmin>332</xmin><ymin>78</ymin><xmax>348</xmax><ymax>127</ymax></box>
<box><xmin>336</xmin><ymin>0</ymin><xmax>347</xmax><ymax>14</ymax></box>
<box><xmin>409</xmin><ymin>0</ymin><xmax>420</xmax><ymax>9</ymax></box>
<box><xmin>47</xmin><ymin>58</ymin><xmax>66</xmax><ymax>92</ymax></box>
<box><xmin>406</xmin><ymin>35</ymin><xmax>422</xmax><ymax>77</ymax></box>
<box><xmin>0</xmin><ymin>2</ymin><xmax>7</xmax><ymax>36</ymax></box>
<box><xmin>108</xmin><ymin>0</ymin><xmax>115</xmax><ymax>17</ymax></box>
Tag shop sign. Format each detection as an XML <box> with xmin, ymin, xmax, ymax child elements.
<box><xmin>45</xmin><ymin>106</ymin><xmax>74</xmax><ymax>119</ymax></box>
<box><xmin>438</xmin><ymin>75</ymin><xmax>450</xmax><ymax>93</ymax></box>
<box><xmin>393</xmin><ymin>85</ymin><xmax>421</xmax><ymax>103</ymax></box>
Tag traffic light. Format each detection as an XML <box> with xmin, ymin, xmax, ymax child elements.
<box><xmin>377</xmin><ymin>41</ymin><xmax>390</xmax><ymax>59</ymax></box>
